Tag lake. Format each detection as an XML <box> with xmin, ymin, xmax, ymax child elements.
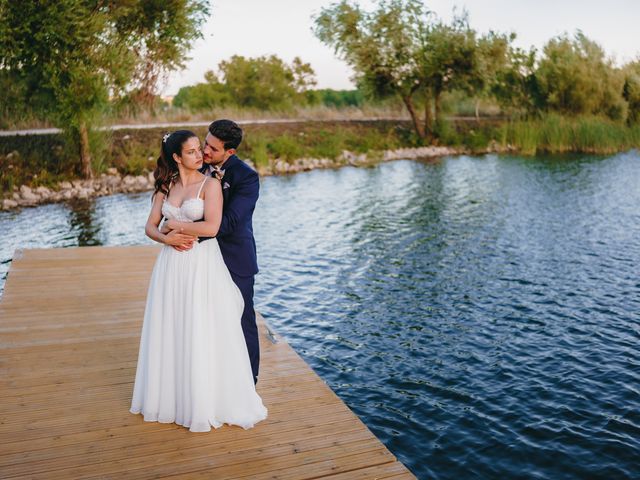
<box><xmin>2</xmin><ymin>152</ymin><xmax>639</xmax><ymax>479</ymax></box>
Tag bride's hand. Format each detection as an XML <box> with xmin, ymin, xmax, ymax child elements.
<box><xmin>164</xmin><ymin>229</ymin><xmax>196</xmax><ymax>249</ymax></box>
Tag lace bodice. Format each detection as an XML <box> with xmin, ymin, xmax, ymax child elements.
<box><xmin>161</xmin><ymin>177</ymin><xmax>207</xmax><ymax>222</ymax></box>
<box><xmin>162</xmin><ymin>198</ymin><xmax>204</xmax><ymax>222</ymax></box>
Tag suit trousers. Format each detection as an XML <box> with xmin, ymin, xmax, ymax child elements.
<box><xmin>229</xmin><ymin>272</ymin><xmax>260</xmax><ymax>384</ymax></box>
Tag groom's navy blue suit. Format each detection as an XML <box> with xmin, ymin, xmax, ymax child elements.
<box><xmin>200</xmin><ymin>154</ymin><xmax>260</xmax><ymax>383</ymax></box>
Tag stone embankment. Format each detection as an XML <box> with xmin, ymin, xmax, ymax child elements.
<box><xmin>256</xmin><ymin>145</ymin><xmax>466</xmax><ymax>175</ymax></box>
<box><xmin>1</xmin><ymin>145</ymin><xmax>474</xmax><ymax>211</ymax></box>
<box><xmin>2</xmin><ymin>168</ymin><xmax>154</xmax><ymax>210</ymax></box>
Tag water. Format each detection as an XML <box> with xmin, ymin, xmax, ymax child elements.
<box><xmin>2</xmin><ymin>153</ymin><xmax>640</xmax><ymax>479</ymax></box>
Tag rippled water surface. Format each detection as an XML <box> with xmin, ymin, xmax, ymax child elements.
<box><xmin>2</xmin><ymin>153</ymin><xmax>640</xmax><ymax>479</ymax></box>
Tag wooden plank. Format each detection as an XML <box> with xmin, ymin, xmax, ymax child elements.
<box><xmin>0</xmin><ymin>246</ymin><xmax>416</xmax><ymax>479</ymax></box>
<box><xmin>314</xmin><ymin>462</ymin><xmax>414</xmax><ymax>479</ymax></box>
<box><xmin>1</xmin><ymin>423</ymin><xmax>372</xmax><ymax>477</ymax></box>
<box><xmin>0</xmin><ymin>406</ymin><xmax>357</xmax><ymax>460</ymax></box>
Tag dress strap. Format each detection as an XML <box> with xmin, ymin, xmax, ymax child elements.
<box><xmin>196</xmin><ymin>176</ymin><xmax>207</xmax><ymax>199</ymax></box>
<box><xmin>164</xmin><ymin>180</ymin><xmax>173</xmax><ymax>202</ymax></box>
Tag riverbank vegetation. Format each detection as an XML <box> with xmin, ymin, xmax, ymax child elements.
<box><xmin>5</xmin><ymin>113</ymin><xmax>637</xmax><ymax>199</ymax></box>
<box><xmin>503</xmin><ymin>115</ymin><xmax>640</xmax><ymax>155</ymax></box>
<box><xmin>1</xmin><ymin>0</ymin><xmax>639</xmax><ymax>186</ymax></box>
<box><xmin>0</xmin><ymin>120</ymin><xmax>416</xmax><ymax>195</ymax></box>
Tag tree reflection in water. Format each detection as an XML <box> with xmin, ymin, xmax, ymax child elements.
<box><xmin>68</xmin><ymin>198</ymin><xmax>102</xmax><ymax>246</ymax></box>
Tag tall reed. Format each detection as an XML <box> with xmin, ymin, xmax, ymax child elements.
<box><xmin>502</xmin><ymin>114</ymin><xmax>640</xmax><ymax>154</ymax></box>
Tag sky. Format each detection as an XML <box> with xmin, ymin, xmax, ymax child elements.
<box><xmin>163</xmin><ymin>0</ymin><xmax>640</xmax><ymax>96</ymax></box>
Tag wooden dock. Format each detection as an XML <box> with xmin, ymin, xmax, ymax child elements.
<box><xmin>0</xmin><ymin>246</ymin><xmax>415</xmax><ymax>479</ymax></box>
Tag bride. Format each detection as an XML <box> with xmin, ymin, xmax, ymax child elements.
<box><xmin>130</xmin><ymin>129</ymin><xmax>267</xmax><ymax>432</ymax></box>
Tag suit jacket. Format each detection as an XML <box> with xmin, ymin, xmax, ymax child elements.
<box><xmin>200</xmin><ymin>155</ymin><xmax>259</xmax><ymax>277</ymax></box>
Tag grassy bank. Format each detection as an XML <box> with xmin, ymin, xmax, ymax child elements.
<box><xmin>0</xmin><ymin>120</ymin><xmax>419</xmax><ymax>195</ymax></box>
<box><xmin>1</xmin><ymin>116</ymin><xmax>638</xmax><ymax>197</ymax></box>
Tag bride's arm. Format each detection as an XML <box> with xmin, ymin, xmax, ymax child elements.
<box><xmin>165</xmin><ymin>179</ymin><xmax>222</xmax><ymax>237</ymax></box>
<box><xmin>145</xmin><ymin>192</ymin><xmax>197</xmax><ymax>246</ymax></box>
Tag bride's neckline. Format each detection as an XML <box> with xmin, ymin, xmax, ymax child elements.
<box><xmin>164</xmin><ymin>197</ymin><xmax>203</xmax><ymax>210</ymax></box>
<box><xmin>164</xmin><ymin>176</ymin><xmax>207</xmax><ymax>209</ymax></box>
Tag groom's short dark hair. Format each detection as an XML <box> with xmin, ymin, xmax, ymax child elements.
<box><xmin>209</xmin><ymin>119</ymin><xmax>243</xmax><ymax>150</ymax></box>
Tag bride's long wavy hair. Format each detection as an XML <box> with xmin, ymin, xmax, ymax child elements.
<box><xmin>153</xmin><ymin>130</ymin><xmax>198</xmax><ymax>198</ymax></box>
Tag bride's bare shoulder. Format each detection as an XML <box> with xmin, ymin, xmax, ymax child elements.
<box><xmin>202</xmin><ymin>177</ymin><xmax>222</xmax><ymax>196</ymax></box>
<box><xmin>152</xmin><ymin>190</ymin><xmax>166</xmax><ymax>204</ymax></box>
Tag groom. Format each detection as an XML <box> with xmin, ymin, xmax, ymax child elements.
<box><xmin>168</xmin><ymin>119</ymin><xmax>261</xmax><ymax>384</ymax></box>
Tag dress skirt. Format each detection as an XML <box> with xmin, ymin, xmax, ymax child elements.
<box><xmin>130</xmin><ymin>238</ymin><xmax>267</xmax><ymax>432</ymax></box>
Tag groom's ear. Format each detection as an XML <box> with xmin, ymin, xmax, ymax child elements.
<box><xmin>226</xmin><ymin>148</ymin><xmax>236</xmax><ymax>157</ymax></box>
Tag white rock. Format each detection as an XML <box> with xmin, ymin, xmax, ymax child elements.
<box><xmin>62</xmin><ymin>190</ymin><xmax>73</xmax><ymax>200</ymax></box>
<box><xmin>135</xmin><ymin>175</ymin><xmax>147</xmax><ymax>187</ymax></box>
<box><xmin>60</xmin><ymin>181</ymin><xmax>73</xmax><ymax>189</ymax></box>
<box><xmin>275</xmin><ymin>160</ymin><xmax>290</xmax><ymax>172</ymax></box>
<box><xmin>106</xmin><ymin>167</ymin><xmax>118</xmax><ymax>175</ymax></box>
<box><xmin>256</xmin><ymin>165</ymin><xmax>270</xmax><ymax>176</ymax></box>
<box><xmin>19</xmin><ymin>185</ymin><xmax>32</xmax><ymax>196</ymax></box>
<box><xmin>21</xmin><ymin>190</ymin><xmax>39</xmax><ymax>202</ymax></box>
<box><xmin>35</xmin><ymin>186</ymin><xmax>51</xmax><ymax>195</ymax></box>
<box><xmin>105</xmin><ymin>176</ymin><xmax>120</xmax><ymax>188</ymax></box>
<box><xmin>2</xmin><ymin>199</ymin><xmax>18</xmax><ymax>209</ymax></box>
<box><xmin>123</xmin><ymin>175</ymin><xmax>136</xmax><ymax>186</ymax></box>
<box><xmin>18</xmin><ymin>197</ymin><xmax>36</xmax><ymax>206</ymax></box>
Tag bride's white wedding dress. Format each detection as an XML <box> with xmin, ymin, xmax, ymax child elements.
<box><xmin>130</xmin><ymin>178</ymin><xmax>267</xmax><ymax>432</ymax></box>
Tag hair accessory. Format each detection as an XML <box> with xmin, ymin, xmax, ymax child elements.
<box><xmin>162</xmin><ymin>132</ymin><xmax>171</xmax><ymax>143</ymax></box>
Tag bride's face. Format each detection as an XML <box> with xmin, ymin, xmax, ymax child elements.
<box><xmin>174</xmin><ymin>136</ymin><xmax>203</xmax><ymax>170</ymax></box>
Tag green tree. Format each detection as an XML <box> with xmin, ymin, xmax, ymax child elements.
<box><xmin>314</xmin><ymin>1</ymin><xmax>495</xmax><ymax>139</ymax></box>
<box><xmin>291</xmin><ymin>57</ymin><xmax>318</xmax><ymax>94</ymax></box>
<box><xmin>175</xmin><ymin>55</ymin><xmax>317</xmax><ymax>111</ymax></box>
<box><xmin>112</xmin><ymin>1</ymin><xmax>211</xmax><ymax>110</ymax></box>
<box><xmin>314</xmin><ymin>0</ymin><xmax>428</xmax><ymax>137</ymax></box>
<box><xmin>173</xmin><ymin>71</ymin><xmax>232</xmax><ymax>111</ymax></box>
<box><xmin>623</xmin><ymin>60</ymin><xmax>640</xmax><ymax>125</ymax></box>
<box><xmin>536</xmin><ymin>32</ymin><xmax>626</xmax><ymax>120</ymax></box>
<box><xmin>306</xmin><ymin>89</ymin><xmax>365</xmax><ymax>108</ymax></box>
<box><xmin>490</xmin><ymin>45</ymin><xmax>539</xmax><ymax>117</ymax></box>
<box><xmin>471</xmin><ymin>31</ymin><xmax>514</xmax><ymax>119</ymax></box>
<box><xmin>0</xmin><ymin>0</ymin><xmax>209</xmax><ymax>178</ymax></box>
<box><xmin>219</xmin><ymin>55</ymin><xmax>316</xmax><ymax>110</ymax></box>
<box><xmin>0</xmin><ymin>70</ymin><xmax>32</xmax><ymax>129</ymax></box>
<box><xmin>419</xmin><ymin>12</ymin><xmax>483</xmax><ymax>126</ymax></box>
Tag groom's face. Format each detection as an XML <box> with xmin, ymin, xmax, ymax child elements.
<box><xmin>203</xmin><ymin>133</ymin><xmax>234</xmax><ymax>167</ymax></box>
